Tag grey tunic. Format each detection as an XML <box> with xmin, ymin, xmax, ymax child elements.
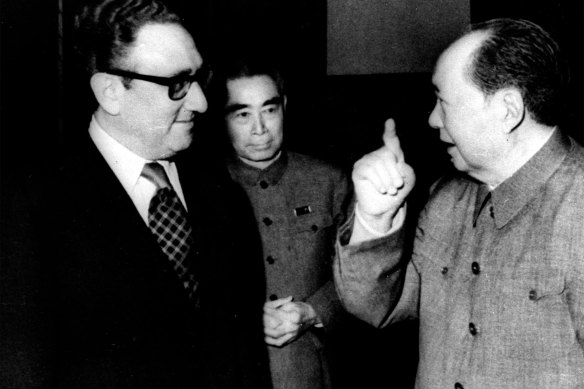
<box><xmin>335</xmin><ymin>130</ymin><xmax>584</xmax><ymax>388</ymax></box>
<box><xmin>228</xmin><ymin>151</ymin><xmax>350</xmax><ymax>389</ymax></box>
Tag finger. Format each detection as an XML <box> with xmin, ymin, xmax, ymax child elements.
<box><xmin>382</xmin><ymin>118</ymin><xmax>397</xmax><ymax>145</ymax></box>
<box><xmin>353</xmin><ymin>151</ymin><xmax>401</xmax><ymax>195</ymax></box>
<box><xmin>381</xmin><ymin>155</ymin><xmax>404</xmax><ymax>191</ymax></box>
<box><xmin>265</xmin><ymin>332</ymin><xmax>296</xmax><ymax>347</ymax></box>
<box><xmin>264</xmin><ymin>325</ymin><xmax>286</xmax><ymax>338</ymax></box>
<box><xmin>274</xmin><ymin>309</ymin><xmax>302</xmax><ymax>326</ymax></box>
<box><xmin>382</xmin><ymin>118</ymin><xmax>404</xmax><ymax>164</ymax></box>
<box><xmin>263</xmin><ymin>312</ymin><xmax>282</xmax><ymax>329</ymax></box>
<box><xmin>264</xmin><ymin>295</ymin><xmax>294</xmax><ymax>310</ymax></box>
<box><xmin>371</xmin><ymin>152</ymin><xmax>403</xmax><ymax>195</ymax></box>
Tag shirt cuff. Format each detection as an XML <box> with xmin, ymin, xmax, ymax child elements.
<box><xmin>354</xmin><ymin>204</ymin><xmax>406</xmax><ymax>239</ymax></box>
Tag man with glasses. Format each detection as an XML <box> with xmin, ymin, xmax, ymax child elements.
<box><xmin>6</xmin><ymin>0</ymin><xmax>271</xmax><ymax>387</ymax></box>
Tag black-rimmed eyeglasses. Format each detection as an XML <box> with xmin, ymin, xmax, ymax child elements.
<box><xmin>105</xmin><ymin>64</ymin><xmax>212</xmax><ymax>101</ymax></box>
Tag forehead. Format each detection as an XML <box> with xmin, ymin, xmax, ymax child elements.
<box><xmin>432</xmin><ymin>31</ymin><xmax>486</xmax><ymax>91</ymax></box>
<box><xmin>226</xmin><ymin>75</ymin><xmax>279</xmax><ymax>105</ymax></box>
<box><xmin>127</xmin><ymin>23</ymin><xmax>202</xmax><ymax>74</ymax></box>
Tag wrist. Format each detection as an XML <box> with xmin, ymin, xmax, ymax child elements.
<box><xmin>355</xmin><ymin>203</ymin><xmax>393</xmax><ymax>235</ymax></box>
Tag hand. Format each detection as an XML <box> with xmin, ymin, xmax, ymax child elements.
<box><xmin>263</xmin><ymin>297</ymin><xmax>319</xmax><ymax>347</ymax></box>
<box><xmin>352</xmin><ymin>119</ymin><xmax>415</xmax><ymax>232</ymax></box>
<box><xmin>263</xmin><ymin>296</ymin><xmax>292</xmax><ymax>333</ymax></box>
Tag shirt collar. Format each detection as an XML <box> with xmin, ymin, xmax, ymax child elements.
<box><xmin>227</xmin><ymin>151</ymin><xmax>288</xmax><ymax>186</ymax></box>
<box><xmin>88</xmin><ymin>115</ymin><xmax>171</xmax><ymax>195</ymax></box>
<box><xmin>482</xmin><ymin>129</ymin><xmax>570</xmax><ymax>229</ymax></box>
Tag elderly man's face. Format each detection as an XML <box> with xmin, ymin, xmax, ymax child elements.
<box><xmin>116</xmin><ymin>23</ymin><xmax>208</xmax><ymax>160</ymax></box>
<box><xmin>428</xmin><ymin>32</ymin><xmax>504</xmax><ymax>183</ymax></box>
<box><xmin>224</xmin><ymin>75</ymin><xmax>285</xmax><ymax>169</ymax></box>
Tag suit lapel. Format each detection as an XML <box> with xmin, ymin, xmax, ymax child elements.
<box><xmin>62</xmin><ymin>138</ymin><xmax>191</xmax><ymax>296</ymax></box>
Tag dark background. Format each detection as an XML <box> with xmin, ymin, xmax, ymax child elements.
<box><xmin>1</xmin><ymin>1</ymin><xmax>582</xmax><ymax>388</ymax></box>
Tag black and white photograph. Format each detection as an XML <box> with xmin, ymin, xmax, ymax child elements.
<box><xmin>1</xmin><ymin>1</ymin><xmax>582</xmax><ymax>388</ymax></box>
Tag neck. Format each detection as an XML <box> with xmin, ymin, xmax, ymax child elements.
<box><xmin>483</xmin><ymin>122</ymin><xmax>555</xmax><ymax>187</ymax></box>
<box><xmin>94</xmin><ymin>108</ymin><xmax>154</xmax><ymax>160</ymax></box>
<box><xmin>239</xmin><ymin>151</ymin><xmax>282</xmax><ymax>170</ymax></box>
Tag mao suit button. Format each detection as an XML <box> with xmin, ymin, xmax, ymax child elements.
<box><xmin>471</xmin><ymin>262</ymin><xmax>480</xmax><ymax>275</ymax></box>
<box><xmin>529</xmin><ymin>289</ymin><xmax>537</xmax><ymax>300</ymax></box>
<box><xmin>441</xmin><ymin>267</ymin><xmax>449</xmax><ymax>275</ymax></box>
<box><xmin>489</xmin><ymin>206</ymin><xmax>494</xmax><ymax>218</ymax></box>
<box><xmin>311</xmin><ymin>224</ymin><xmax>318</xmax><ymax>232</ymax></box>
<box><xmin>455</xmin><ymin>383</ymin><xmax>464</xmax><ymax>389</ymax></box>
<box><xmin>469</xmin><ymin>322</ymin><xmax>479</xmax><ymax>336</ymax></box>
<box><xmin>266</xmin><ymin>256</ymin><xmax>275</xmax><ymax>265</ymax></box>
<box><xmin>269</xmin><ymin>294</ymin><xmax>278</xmax><ymax>301</ymax></box>
<box><xmin>259</xmin><ymin>180</ymin><xmax>269</xmax><ymax>189</ymax></box>
<box><xmin>263</xmin><ymin>217</ymin><xmax>273</xmax><ymax>226</ymax></box>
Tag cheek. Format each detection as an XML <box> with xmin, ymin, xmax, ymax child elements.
<box><xmin>227</xmin><ymin>125</ymin><xmax>249</xmax><ymax>147</ymax></box>
<box><xmin>267</xmin><ymin>117</ymin><xmax>284</xmax><ymax>137</ymax></box>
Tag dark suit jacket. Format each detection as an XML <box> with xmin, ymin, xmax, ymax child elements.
<box><xmin>1</xmin><ymin>135</ymin><xmax>271</xmax><ymax>388</ymax></box>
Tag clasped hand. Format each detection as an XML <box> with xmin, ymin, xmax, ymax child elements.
<box><xmin>263</xmin><ymin>296</ymin><xmax>319</xmax><ymax>347</ymax></box>
<box><xmin>352</xmin><ymin>118</ymin><xmax>415</xmax><ymax>233</ymax></box>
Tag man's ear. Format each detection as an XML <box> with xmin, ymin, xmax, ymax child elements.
<box><xmin>498</xmin><ymin>88</ymin><xmax>525</xmax><ymax>134</ymax></box>
<box><xmin>282</xmin><ymin>95</ymin><xmax>288</xmax><ymax>112</ymax></box>
<box><xmin>90</xmin><ymin>73</ymin><xmax>124</xmax><ymax>115</ymax></box>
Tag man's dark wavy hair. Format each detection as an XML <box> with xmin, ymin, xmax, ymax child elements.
<box><xmin>465</xmin><ymin>18</ymin><xmax>566</xmax><ymax>126</ymax></box>
<box><xmin>73</xmin><ymin>0</ymin><xmax>182</xmax><ymax>77</ymax></box>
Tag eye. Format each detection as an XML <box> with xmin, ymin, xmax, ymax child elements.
<box><xmin>263</xmin><ymin>105</ymin><xmax>280</xmax><ymax>115</ymax></box>
<box><xmin>230</xmin><ymin>110</ymin><xmax>251</xmax><ymax>124</ymax></box>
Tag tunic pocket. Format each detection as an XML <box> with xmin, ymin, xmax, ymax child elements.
<box><xmin>293</xmin><ymin>212</ymin><xmax>333</xmax><ymax>234</ymax></box>
<box><xmin>499</xmin><ymin>267</ymin><xmax>572</xmax><ymax>362</ymax></box>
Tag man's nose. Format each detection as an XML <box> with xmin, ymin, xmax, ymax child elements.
<box><xmin>183</xmin><ymin>82</ymin><xmax>208</xmax><ymax>113</ymax></box>
<box><xmin>428</xmin><ymin>102</ymin><xmax>441</xmax><ymax>129</ymax></box>
<box><xmin>251</xmin><ymin>114</ymin><xmax>267</xmax><ymax>135</ymax></box>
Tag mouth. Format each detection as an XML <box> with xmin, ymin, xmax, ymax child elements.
<box><xmin>249</xmin><ymin>142</ymin><xmax>272</xmax><ymax>151</ymax></box>
<box><xmin>175</xmin><ymin>113</ymin><xmax>196</xmax><ymax>124</ymax></box>
<box><xmin>440</xmin><ymin>138</ymin><xmax>455</xmax><ymax>147</ymax></box>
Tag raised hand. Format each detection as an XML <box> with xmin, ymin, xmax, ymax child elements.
<box><xmin>351</xmin><ymin>119</ymin><xmax>415</xmax><ymax>232</ymax></box>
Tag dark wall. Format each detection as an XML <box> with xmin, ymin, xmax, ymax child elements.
<box><xmin>0</xmin><ymin>0</ymin><xmax>60</xmax><ymax>182</ymax></box>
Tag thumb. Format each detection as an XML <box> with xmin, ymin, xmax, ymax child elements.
<box><xmin>265</xmin><ymin>295</ymin><xmax>294</xmax><ymax>310</ymax></box>
<box><xmin>382</xmin><ymin>118</ymin><xmax>404</xmax><ymax>164</ymax></box>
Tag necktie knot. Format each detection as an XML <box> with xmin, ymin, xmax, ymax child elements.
<box><xmin>141</xmin><ymin>162</ymin><xmax>171</xmax><ymax>190</ymax></box>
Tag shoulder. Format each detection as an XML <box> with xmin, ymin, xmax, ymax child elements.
<box><xmin>547</xmin><ymin>137</ymin><xmax>584</xmax><ymax>215</ymax></box>
<box><xmin>286</xmin><ymin>151</ymin><xmax>348</xmax><ymax>182</ymax></box>
<box><xmin>426</xmin><ymin>172</ymin><xmax>476</xmax><ymax>206</ymax></box>
<box><xmin>563</xmin><ymin>137</ymin><xmax>584</xmax><ymax>174</ymax></box>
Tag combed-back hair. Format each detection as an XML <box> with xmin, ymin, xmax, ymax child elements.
<box><xmin>466</xmin><ymin>18</ymin><xmax>566</xmax><ymax>126</ymax></box>
<box><xmin>210</xmin><ymin>55</ymin><xmax>286</xmax><ymax>111</ymax></box>
<box><xmin>73</xmin><ymin>0</ymin><xmax>182</xmax><ymax>77</ymax></box>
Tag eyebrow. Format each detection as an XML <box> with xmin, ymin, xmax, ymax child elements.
<box><xmin>224</xmin><ymin>95</ymin><xmax>283</xmax><ymax>115</ymax></box>
<box><xmin>171</xmin><ymin>63</ymin><xmax>207</xmax><ymax>78</ymax></box>
<box><xmin>169</xmin><ymin>69</ymin><xmax>196</xmax><ymax>79</ymax></box>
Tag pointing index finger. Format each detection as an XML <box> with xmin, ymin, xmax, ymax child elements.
<box><xmin>382</xmin><ymin>118</ymin><xmax>397</xmax><ymax>145</ymax></box>
<box><xmin>382</xmin><ymin>118</ymin><xmax>404</xmax><ymax>165</ymax></box>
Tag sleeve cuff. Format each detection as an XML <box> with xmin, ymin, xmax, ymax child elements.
<box><xmin>353</xmin><ymin>204</ymin><xmax>406</xmax><ymax>240</ymax></box>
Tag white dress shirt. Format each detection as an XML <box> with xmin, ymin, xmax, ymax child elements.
<box><xmin>88</xmin><ymin>116</ymin><xmax>188</xmax><ymax>225</ymax></box>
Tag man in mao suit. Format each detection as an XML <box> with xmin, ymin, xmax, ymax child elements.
<box><xmin>214</xmin><ymin>58</ymin><xmax>351</xmax><ymax>389</ymax></box>
<box><xmin>0</xmin><ymin>1</ymin><xmax>270</xmax><ymax>388</ymax></box>
<box><xmin>334</xmin><ymin>19</ymin><xmax>584</xmax><ymax>388</ymax></box>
